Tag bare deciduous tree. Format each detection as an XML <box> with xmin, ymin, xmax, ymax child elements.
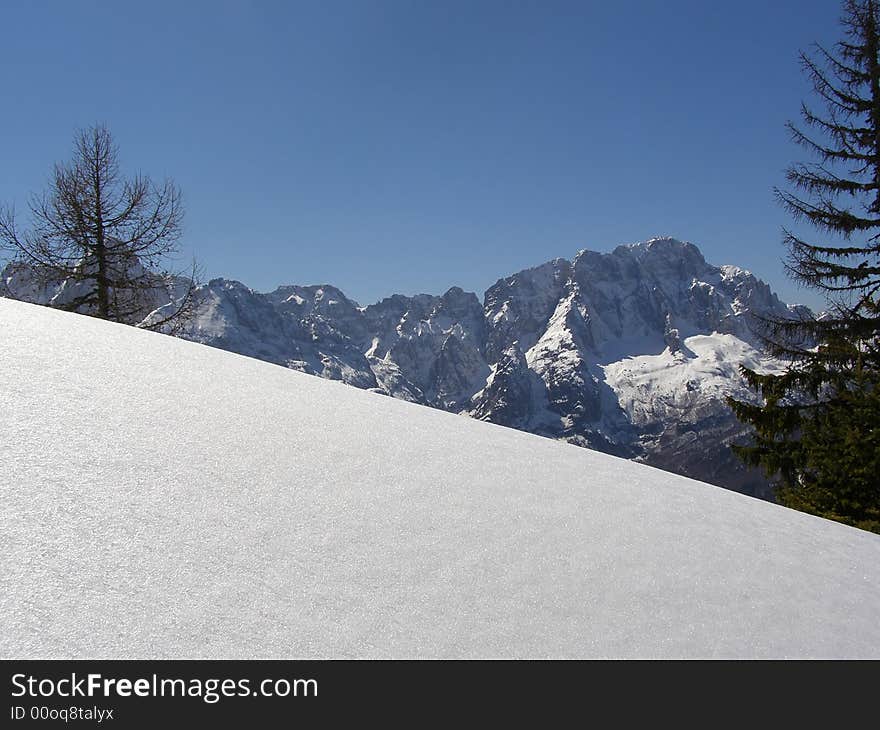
<box><xmin>0</xmin><ymin>123</ymin><xmax>198</xmax><ymax>331</ymax></box>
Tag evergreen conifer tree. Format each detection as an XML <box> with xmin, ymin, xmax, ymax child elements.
<box><xmin>729</xmin><ymin>0</ymin><xmax>880</xmax><ymax>533</ymax></box>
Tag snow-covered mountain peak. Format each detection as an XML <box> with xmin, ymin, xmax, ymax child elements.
<box><xmin>0</xmin><ymin>237</ymin><xmax>816</xmax><ymax>497</ymax></box>
<box><xmin>719</xmin><ymin>263</ymin><xmax>752</xmax><ymax>279</ymax></box>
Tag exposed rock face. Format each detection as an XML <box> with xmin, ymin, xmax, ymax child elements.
<box><xmin>2</xmin><ymin>237</ymin><xmax>812</xmax><ymax>498</ymax></box>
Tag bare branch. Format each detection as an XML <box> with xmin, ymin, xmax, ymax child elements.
<box><xmin>0</xmin><ymin>123</ymin><xmax>198</xmax><ymax>330</ymax></box>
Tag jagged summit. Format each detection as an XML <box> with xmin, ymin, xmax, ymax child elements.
<box><xmin>1</xmin><ymin>237</ymin><xmax>814</xmax><ymax>496</ymax></box>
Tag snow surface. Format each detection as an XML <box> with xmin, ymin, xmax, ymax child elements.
<box><xmin>1</xmin><ymin>297</ymin><xmax>879</xmax><ymax>659</ymax></box>
<box><xmin>602</xmin><ymin>333</ymin><xmax>780</xmax><ymax>425</ymax></box>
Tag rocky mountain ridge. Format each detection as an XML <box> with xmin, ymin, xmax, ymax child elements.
<box><xmin>2</xmin><ymin>237</ymin><xmax>811</xmax><ymax>497</ymax></box>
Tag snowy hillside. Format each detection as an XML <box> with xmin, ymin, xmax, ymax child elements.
<box><xmin>1</xmin><ymin>297</ymin><xmax>878</xmax><ymax>659</ymax></box>
<box><xmin>1</xmin><ymin>237</ymin><xmax>814</xmax><ymax>498</ymax></box>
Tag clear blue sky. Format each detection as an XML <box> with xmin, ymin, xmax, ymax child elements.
<box><xmin>0</xmin><ymin>0</ymin><xmax>844</xmax><ymax>309</ymax></box>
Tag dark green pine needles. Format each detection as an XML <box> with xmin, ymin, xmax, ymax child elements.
<box><xmin>729</xmin><ymin>0</ymin><xmax>880</xmax><ymax>533</ymax></box>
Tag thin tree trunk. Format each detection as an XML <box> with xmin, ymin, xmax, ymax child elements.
<box><xmin>93</xmin><ymin>150</ymin><xmax>109</xmax><ymax>318</ymax></box>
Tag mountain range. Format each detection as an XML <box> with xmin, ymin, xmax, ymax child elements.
<box><xmin>1</xmin><ymin>237</ymin><xmax>813</xmax><ymax>497</ymax></box>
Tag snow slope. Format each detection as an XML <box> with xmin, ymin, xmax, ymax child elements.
<box><xmin>1</xmin><ymin>298</ymin><xmax>879</xmax><ymax>658</ymax></box>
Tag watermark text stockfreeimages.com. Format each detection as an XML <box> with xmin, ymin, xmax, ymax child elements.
<box><xmin>10</xmin><ymin>672</ymin><xmax>317</xmax><ymax>704</ymax></box>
